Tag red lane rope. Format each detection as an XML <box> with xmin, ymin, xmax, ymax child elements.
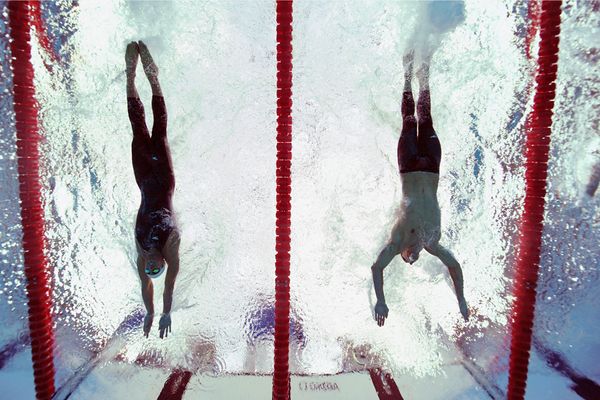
<box><xmin>30</xmin><ymin>1</ymin><xmax>60</xmax><ymax>66</ymax></box>
<box><xmin>273</xmin><ymin>1</ymin><xmax>293</xmax><ymax>399</ymax></box>
<box><xmin>7</xmin><ymin>2</ymin><xmax>56</xmax><ymax>399</ymax></box>
<box><xmin>507</xmin><ymin>1</ymin><xmax>562</xmax><ymax>399</ymax></box>
<box><xmin>489</xmin><ymin>0</ymin><xmax>541</xmax><ymax>377</ymax></box>
<box><xmin>524</xmin><ymin>0</ymin><xmax>541</xmax><ymax>60</ymax></box>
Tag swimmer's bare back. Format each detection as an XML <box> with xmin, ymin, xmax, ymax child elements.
<box><xmin>394</xmin><ymin>172</ymin><xmax>441</xmax><ymax>247</ymax></box>
<box><xmin>371</xmin><ymin>50</ymin><xmax>468</xmax><ymax>327</ymax></box>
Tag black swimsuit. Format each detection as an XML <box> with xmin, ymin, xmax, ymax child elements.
<box><xmin>128</xmin><ymin>96</ymin><xmax>176</xmax><ymax>251</ymax></box>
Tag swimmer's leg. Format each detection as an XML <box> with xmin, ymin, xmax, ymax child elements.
<box><xmin>138</xmin><ymin>41</ymin><xmax>163</xmax><ymax>97</ymax></box>
<box><xmin>416</xmin><ymin>61</ymin><xmax>441</xmax><ymax>172</ymax></box>
<box><xmin>137</xmin><ymin>41</ymin><xmax>167</xmax><ymax>141</ymax></box>
<box><xmin>149</xmin><ymin>92</ymin><xmax>174</xmax><ymax>188</ymax></box>
<box><xmin>416</xmin><ymin>61</ymin><xmax>432</xmax><ymax>128</ymax></box>
<box><xmin>402</xmin><ymin>49</ymin><xmax>415</xmax><ymax>117</ymax></box>
<box><xmin>129</xmin><ymin>98</ymin><xmax>152</xmax><ymax>186</ymax></box>
<box><xmin>138</xmin><ymin>41</ymin><xmax>173</xmax><ymax>186</ymax></box>
<box><xmin>398</xmin><ymin>50</ymin><xmax>418</xmax><ymax>173</ymax></box>
<box><xmin>126</xmin><ymin>42</ymin><xmax>151</xmax><ymax>186</ymax></box>
<box><xmin>127</xmin><ymin>96</ymin><xmax>150</xmax><ymax>145</ymax></box>
<box><xmin>126</xmin><ymin>42</ymin><xmax>140</xmax><ymax>99</ymax></box>
<box><xmin>151</xmin><ymin>94</ymin><xmax>168</xmax><ymax>141</ymax></box>
<box><xmin>126</xmin><ymin>41</ymin><xmax>149</xmax><ymax>142</ymax></box>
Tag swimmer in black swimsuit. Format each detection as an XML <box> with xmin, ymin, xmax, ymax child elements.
<box><xmin>371</xmin><ymin>50</ymin><xmax>468</xmax><ymax>326</ymax></box>
<box><xmin>126</xmin><ymin>41</ymin><xmax>180</xmax><ymax>339</ymax></box>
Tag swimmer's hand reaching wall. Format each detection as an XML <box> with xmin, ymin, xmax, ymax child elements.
<box><xmin>374</xmin><ymin>302</ymin><xmax>389</xmax><ymax>327</ymax></box>
<box><xmin>159</xmin><ymin>313</ymin><xmax>171</xmax><ymax>339</ymax></box>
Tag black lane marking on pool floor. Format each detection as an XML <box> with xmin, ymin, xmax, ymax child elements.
<box><xmin>369</xmin><ymin>368</ymin><xmax>404</xmax><ymax>400</ymax></box>
<box><xmin>52</xmin><ymin>309</ymin><xmax>145</xmax><ymax>400</ymax></box>
<box><xmin>533</xmin><ymin>336</ymin><xmax>600</xmax><ymax>400</ymax></box>
<box><xmin>0</xmin><ymin>332</ymin><xmax>30</xmax><ymax>370</ymax></box>
<box><xmin>156</xmin><ymin>369</ymin><xmax>193</xmax><ymax>400</ymax></box>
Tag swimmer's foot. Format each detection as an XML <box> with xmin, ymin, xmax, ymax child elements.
<box><xmin>138</xmin><ymin>40</ymin><xmax>159</xmax><ymax>81</ymax></box>
<box><xmin>403</xmin><ymin>49</ymin><xmax>415</xmax><ymax>81</ymax></box>
<box><xmin>416</xmin><ymin>62</ymin><xmax>430</xmax><ymax>83</ymax></box>
<box><xmin>125</xmin><ymin>41</ymin><xmax>139</xmax><ymax>80</ymax></box>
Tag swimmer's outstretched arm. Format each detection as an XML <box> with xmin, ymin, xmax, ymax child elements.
<box><xmin>162</xmin><ymin>255</ymin><xmax>179</xmax><ymax>316</ymax></box>
<box><xmin>425</xmin><ymin>243</ymin><xmax>469</xmax><ymax>321</ymax></box>
<box><xmin>371</xmin><ymin>242</ymin><xmax>398</xmax><ymax>327</ymax></box>
<box><xmin>159</xmin><ymin>235</ymin><xmax>180</xmax><ymax>339</ymax></box>
<box><xmin>137</xmin><ymin>256</ymin><xmax>155</xmax><ymax>337</ymax></box>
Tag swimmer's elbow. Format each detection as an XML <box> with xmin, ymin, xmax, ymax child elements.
<box><xmin>371</xmin><ymin>262</ymin><xmax>385</xmax><ymax>273</ymax></box>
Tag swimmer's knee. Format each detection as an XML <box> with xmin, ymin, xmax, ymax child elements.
<box><xmin>402</xmin><ymin>116</ymin><xmax>417</xmax><ymax>131</ymax></box>
<box><xmin>403</xmin><ymin>115</ymin><xmax>417</xmax><ymax>124</ymax></box>
<box><xmin>418</xmin><ymin>117</ymin><xmax>434</xmax><ymax>130</ymax></box>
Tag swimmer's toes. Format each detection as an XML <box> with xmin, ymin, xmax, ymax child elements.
<box><xmin>403</xmin><ymin>49</ymin><xmax>414</xmax><ymax>64</ymax></box>
<box><xmin>417</xmin><ymin>64</ymin><xmax>430</xmax><ymax>81</ymax></box>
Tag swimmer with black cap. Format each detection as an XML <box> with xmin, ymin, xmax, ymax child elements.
<box><xmin>370</xmin><ymin>49</ymin><xmax>469</xmax><ymax>326</ymax></box>
<box><xmin>126</xmin><ymin>41</ymin><xmax>180</xmax><ymax>339</ymax></box>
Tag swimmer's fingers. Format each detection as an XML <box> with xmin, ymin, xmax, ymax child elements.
<box><xmin>158</xmin><ymin>314</ymin><xmax>171</xmax><ymax>339</ymax></box>
<box><xmin>374</xmin><ymin>302</ymin><xmax>389</xmax><ymax>327</ymax></box>
<box><xmin>374</xmin><ymin>312</ymin><xmax>383</xmax><ymax>327</ymax></box>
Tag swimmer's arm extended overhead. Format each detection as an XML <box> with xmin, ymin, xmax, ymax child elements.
<box><xmin>158</xmin><ymin>238</ymin><xmax>179</xmax><ymax>339</ymax></box>
<box><xmin>137</xmin><ymin>256</ymin><xmax>155</xmax><ymax>314</ymax></box>
<box><xmin>137</xmin><ymin>256</ymin><xmax>154</xmax><ymax>337</ymax></box>
<box><xmin>162</xmin><ymin>233</ymin><xmax>181</xmax><ymax>315</ymax></box>
<box><xmin>371</xmin><ymin>242</ymin><xmax>398</xmax><ymax>327</ymax></box>
<box><xmin>162</xmin><ymin>255</ymin><xmax>179</xmax><ymax>316</ymax></box>
<box><xmin>425</xmin><ymin>243</ymin><xmax>469</xmax><ymax>321</ymax></box>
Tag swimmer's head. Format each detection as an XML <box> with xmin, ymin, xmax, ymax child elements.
<box><xmin>144</xmin><ymin>248</ymin><xmax>166</xmax><ymax>279</ymax></box>
<box><xmin>401</xmin><ymin>246</ymin><xmax>421</xmax><ymax>265</ymax></box>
